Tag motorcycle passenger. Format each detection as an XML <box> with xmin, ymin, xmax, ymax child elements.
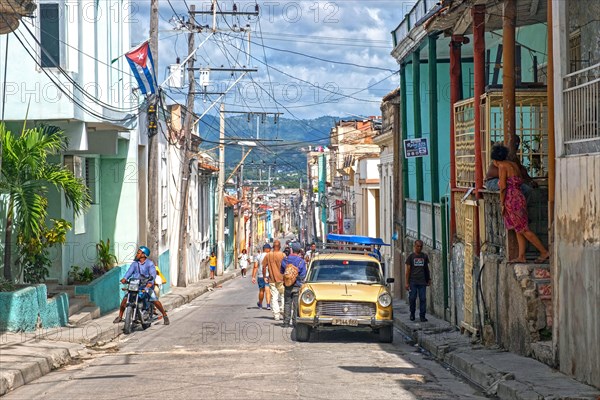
<box><xmin>113</xmin><ymin>246</ymin><xmax>170</xmax><ymax>325</ymax></box>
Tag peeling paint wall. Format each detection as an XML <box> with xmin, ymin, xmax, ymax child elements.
<box><xmin>480</xmin><ymin>256</ymin><xmax>552</xmax><ymax>358</ymax></box>
<box><xmin>451</xmin><ymin>242</ymin><xmax>465</xmax><ymax>326</ymax></box>
<box><xmin>555</xmin><ymin>155</ymin><xmax>600</xmax><ymax>389</ymax></box>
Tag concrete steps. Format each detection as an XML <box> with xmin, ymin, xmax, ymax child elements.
<box><xmin>45</xmin><ymin>281</ymin><xmax>101</xmax><ymax>327</ymax></box>
<box><xmin>68</xmin><ymin>306</ymin><xmax>101</xmax><ymax>326</ymax></box>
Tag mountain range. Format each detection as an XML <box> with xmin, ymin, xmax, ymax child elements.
<box><xmin>197</xmin><ymin>115</ymin><xmax>338</xmax><ymax>178</ymax></box>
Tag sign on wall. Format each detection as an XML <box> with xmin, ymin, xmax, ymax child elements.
<box><xmin>403</xmin><ymin>138</ymin><xmax>429</xmax><ymax>158</ymax></box>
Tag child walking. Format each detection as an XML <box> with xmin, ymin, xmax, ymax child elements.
<box><xmin>209</xmin><ymin>252</ymin><xmax>217</xmax><ymax>279</ymax></box>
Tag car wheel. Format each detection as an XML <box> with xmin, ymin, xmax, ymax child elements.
<box><xmin>379</xmin><ymin>326</ymin><xmax>393</xmax><ymax>343</ymax></box>
<box><xmin>295</xmin><ymin>323</ymin><xmax>311</xmax><ymax>342</ymax></box>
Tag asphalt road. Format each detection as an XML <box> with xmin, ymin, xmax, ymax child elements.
<box><xmin>5</xmin><ymin>276</ymin><xmax>490</xmax><ymax>400</ymax></box>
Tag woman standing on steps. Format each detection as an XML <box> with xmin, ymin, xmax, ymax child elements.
<box><xmin>492</xmin><ymin>144</ymin><xmax>549</xmax><ymax>264</ymax></box>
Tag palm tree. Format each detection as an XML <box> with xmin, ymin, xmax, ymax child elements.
<box><xmin>0</xmin><ymin>123</ymin><xmax>90</xmax><ymax>281</ymax></box>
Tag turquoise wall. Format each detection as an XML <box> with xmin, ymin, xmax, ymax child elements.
<box><xmin>75</xmin><ymin>264</ymin><xmax>128</xmax><ymax>315</ymax></box>
<box><xmin>421</xmin><ymin>61</ymin><xmax>432</xmax><ymax>203</ymax></box>
<box><xmin>484</xmin><ymin>24</ymin><xmax>547</xmax><ymax>86</ymax></box>
<box><xmin>405</xmin><ymin>62</ymin><xmax>417</xmax><ymax>200</ymax></box>
<box><xmin>100</xmin><ymin>158</ymin><xmax>125</xmax><ymax>247</ymax></box>
<box><xmin>158</xmin><ymin>250</ymin><xmax>171</xmax><ymax>295</ymax></box>
<box><xmin>436</xmin><ymin>62</ymin><xmax>452</xmax><ymax>198</ymax></box>
<box><xmin>225</xmin><ymin>207</ymin><xmax>234</xmax><ymax>269</ymax></box>
<box><xmin>0</xmin><ymin>285</ymin><xmax>68</xmax><ymax>331</ymax></box>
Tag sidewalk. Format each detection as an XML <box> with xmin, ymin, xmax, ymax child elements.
<box><xmin>392</xmin><ymin>301</ymin><xmax>600</xmax><ymax>400</ymax></box>
<box><xmin>0</xmin><ymin>270</ymin><xmax>239</xmax><ymax>397</ymax></box>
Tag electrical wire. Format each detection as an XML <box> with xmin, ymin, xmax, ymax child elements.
<box><xmin>17</xmin><ymin>16</ymin><xmax>140</xmax><ymax>114</ymax></box>
<box><xmin>6</xmin><ymin>25</ymin><xmax>138</xmax><ymax>124</ymax></box>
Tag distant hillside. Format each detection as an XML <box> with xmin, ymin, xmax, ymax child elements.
<box><xmin>197</xmin><ymin>115</ymin><xmax>338</xmax><ymax>186</ymax></box>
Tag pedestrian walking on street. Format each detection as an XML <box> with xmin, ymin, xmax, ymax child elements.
<box><xmin>405</xmin><ymin>240</ymin><xmax>431</xmax><ymax>322</ymax></box>
<box><xmin>280</xmin><ymin>242</ymin><xmax>307</xmax><ymax>326</ymax></box>
<box><xmin>262</xmin><ymin>239</ymin><xmax>286</xmax><ymax>320</ymax></box>
<box><xmin>238</xmin><ymin>249</ymin><xmax>249</xmax><ymax>277</ymax></box>
<box><xmin>209</xmin><ymin>252</ymin><xmax>217</xmax><ymax>280</ymax></box>
<box><xmin>252</xmin><ymin>244</ymin><xmax>272</xmax><ymax>309</ymax></box>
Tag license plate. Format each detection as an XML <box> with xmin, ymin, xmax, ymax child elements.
<box><xmin>332</xmin><ymin>318</ymin><xmax>358</xmax><ymax>326</ymax></box>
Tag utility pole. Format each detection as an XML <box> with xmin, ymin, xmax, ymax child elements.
<box><xmin>306</xmin><ymin>154</ymin><xmax>315</xmax><ymax>244</ymax></box>
<box><xmin>147</xmin><ymin>0</ymin><xmax>159</xmax><ymax>259</ymax></box>
<box><xmin>216</xmin><ymin>103</ymin><xmax>226</xmax><ymax>276</ymax></box>
<box><xmin>234</xmin><ymin>154</ymin><xmax>243</xmax><ymax>271</ymax></box>
<box><xmin>176</xmin><ymin>4</ymin><xmax>196</xmax><ymax>287</ymax></box>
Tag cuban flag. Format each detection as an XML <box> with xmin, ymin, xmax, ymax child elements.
<box><xmin>125</xmin><ymin>41</ymin><xmax>157</xmax><ymax>95</ymax></box>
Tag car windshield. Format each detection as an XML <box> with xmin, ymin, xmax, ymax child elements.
<box><xmin>306</xmin><ymin>260</ymin><xmax>383</xmax><ymax>283</ymax></box>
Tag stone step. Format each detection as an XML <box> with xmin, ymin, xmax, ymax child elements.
<box><xmin>68</xmin><ymin>306</ymin><xmax>101</xmax><ymax>327</ymax></box>
<box><xmin>68</xmin><ymin>297</ymin><xmax>91</xmax><ymax>316</ymax></box>
<box><xmin>46</xmin><ymin>284</ymin><xmax>76</xmax><ymax>298</ymax></box>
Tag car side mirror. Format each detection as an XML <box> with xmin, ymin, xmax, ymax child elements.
<box><xmin>386</xmin><ymin>278</ymin><xmax>395</xmax><ymax>284</ymax></box>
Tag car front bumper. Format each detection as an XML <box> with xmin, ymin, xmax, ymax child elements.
<box><xmin>295</xmin><ymin>316</ymin><xmax>393</xmax><ymax>328</ymax></box>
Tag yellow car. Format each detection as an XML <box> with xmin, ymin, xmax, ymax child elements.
<box><xmin>295</xmin><ymin>253</ymin><xmax>394</xmax><ymax>342</ymax></box>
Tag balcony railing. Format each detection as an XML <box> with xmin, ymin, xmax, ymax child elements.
<box><xmin>453</xmin><ymin>90</ymin><xmax>549</xmax><ymax>190</ymax></box>
<box><xmin>563</xmin><ymin>62</ymin><xmax>600</xmax><ymax>149</ymax></box>
<box><xmin>391</xmin><ymin>0</ymin><xmax>440</xmax><ymax>48</ymax></box>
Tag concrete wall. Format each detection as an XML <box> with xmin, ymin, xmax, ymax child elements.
<box><xmin>555</xmin><ymin>155</ymin><xmax>600</xmax><ymax>388</ymax></box>
<box><xmin>567</xmin><ymin>0</ymin><xmax>600</xmax><ymax>66</ymax></box>
<box><xmin>450</xmin><ymin>242</ymin><xmax>466</xmax><ymax>326</ymax></box>
<box><xmin>75</xmin><ymin>264</ymin><xmax>128</xmax><ymax>315</ymax></box>
<box><xmin>480</xmin><ymin>256</ymin><xmax>547</xmax><ymax>356</ymax></box>
<box><xmin>0</xmin><ymin>285</ymin><xmax>68</xmax><ymax>332</ymax></box>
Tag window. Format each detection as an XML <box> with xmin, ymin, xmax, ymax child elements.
<box><xmin>40</xmin><ymin>4</ymin><xmax>61</xmax><ymax>68</ymax></box>
<box><xmin>569</xmin><ymin>30</ymin><xmax>582</xmax><ymax>73</ymax></box>
<box><xmin>85</xmin><ymin>158</ymin><xmax>97</xmax><ymax>204</ymax></box>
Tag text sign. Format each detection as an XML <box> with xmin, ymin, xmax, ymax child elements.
<box><xmin>403</xmin><ymin>138</ymin><xmax>429</xmax><ymax>158</ymax></box>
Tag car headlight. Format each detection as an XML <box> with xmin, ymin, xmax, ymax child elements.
<box><xmin>378</xmin><ymin>292</ymin><xmax>392</xmax><ymax>307</ymax></box>
<box><xmin>301</xmin><ymin>289</ymin><xmax>315</xmax><ymax>305</ymax></box>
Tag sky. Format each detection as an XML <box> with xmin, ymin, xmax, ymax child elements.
<box><xmin>130</xmin><ymin>1</ymin><xmax>417</xmax><ymax>120</ymax></box>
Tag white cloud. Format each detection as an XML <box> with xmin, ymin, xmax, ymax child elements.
<box><xmin>131</xmin><ymin>1</ymin><xmax>407</xmax><ymax>118</ymax></box>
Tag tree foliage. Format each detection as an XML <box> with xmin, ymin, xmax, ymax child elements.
<box><xmin>0</xmin><ymin>123</ymin><xmax>91</xmax><ymax>282</ymax></box>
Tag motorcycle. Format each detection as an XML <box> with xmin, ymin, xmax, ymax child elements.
<box><xmin>122</xmin><ymin>278</ymin><xmax>155</xmax><ymax>334</ymax></box>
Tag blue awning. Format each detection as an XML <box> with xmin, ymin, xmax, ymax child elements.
<box><xmin>326</xmin><ymin>233</ymin><xmax>390</xmax><ymax>246</ymax></box>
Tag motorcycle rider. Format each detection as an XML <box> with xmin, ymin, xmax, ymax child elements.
<box><xmin>113</xmin><ymin>246</ymin><xmax>170</xmax><ymax>325</ymax></box>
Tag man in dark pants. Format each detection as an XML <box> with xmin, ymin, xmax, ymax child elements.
<box><xmin>405</xmin><ymin>240</ymin><xmax>431</xmax><ymax>322</ymax></box>
<box><xmin>280</xmin><ymin>242</ymin><xmax>306</xmax><ymax>327</ymax></box>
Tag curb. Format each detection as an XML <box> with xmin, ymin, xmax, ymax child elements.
<box><xmin>0</xmin><ymin>346</ymin><xmax>76</xmax><ymax>397</ymax></box>
<box><xmin>392</xmin><ymin>304</ymin><xmax>600</xmax><ymax>400</ymax></box>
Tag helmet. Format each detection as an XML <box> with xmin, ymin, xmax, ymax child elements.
<box><xmin>139</xmin><ymin>246</ymin><xmax>150</xmax><ymax>257</ymax></box>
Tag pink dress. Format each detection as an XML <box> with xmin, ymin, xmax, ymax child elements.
<box><xmin>503</xmin><ymin>176</ymin><xmax>529</xmax><ymax>233</ymax></box>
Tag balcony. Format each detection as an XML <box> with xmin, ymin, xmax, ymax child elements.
<box><xmin>453</xmin><ymin>89</ymin><xmax>549</xmax><ymax>190</ymax></box>
<box><xmin>452</xmin><ymin>89</ymin><xmax>550</xmax><ymax>256</ymax></box>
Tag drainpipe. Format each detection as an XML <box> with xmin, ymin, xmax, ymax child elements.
<box><xmin>449</xmin><ymin>35</ymin><xmax>465</xmax><ymax>240</ymax></box>
<box><xmin>473</xmin><ymin>5</ymin><xmax>486</xmax><ymax>254</ymax></box>
<box><xmin>503</xmin><ymin>0</ymin><xmax>517</xmax><ymax>156</ymax></box>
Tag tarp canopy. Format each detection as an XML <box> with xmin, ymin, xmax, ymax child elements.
<box><xmin>326</xmin><ymin>233</ymin><xmax>390</xmax><ymax>246</ymax></box>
